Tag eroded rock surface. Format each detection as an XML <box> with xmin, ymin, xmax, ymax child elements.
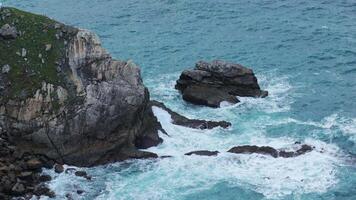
<box><xmin>176</xmin><ymin>60</ymin><xmax>268</xmax><ymax>107</ymax></box>
<box><xmin>0</xmin><ymin>7</ymin><xmax>161</xmax><ymax>167</ymax></box>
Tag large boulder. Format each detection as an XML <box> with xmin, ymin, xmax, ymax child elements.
<box><xmin>0</xmin><ymin>7</ymin><xmax>161</xmax><ymax>166</ymax></box>
<box><xmin>176</xmin><ymin>60</ymin><xmax>268</xmax><ymax>107</ymax></box>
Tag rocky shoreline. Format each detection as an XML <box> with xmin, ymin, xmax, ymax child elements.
<box><xmin>0</xmin><ymin>6</ymin><xmax>314</xmax><ymax>200</ymax></box>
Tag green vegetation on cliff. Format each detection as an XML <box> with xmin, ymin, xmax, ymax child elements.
<box><xmin>0</xmin><ymin>7</ymin><xmax>76</xmax><ymax>101</ymax></box>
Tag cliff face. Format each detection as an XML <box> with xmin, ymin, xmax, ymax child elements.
<box><xmin>0</xmin><ymin>7</ymin><xmax>162</xmax><ymax>166</ymax></box>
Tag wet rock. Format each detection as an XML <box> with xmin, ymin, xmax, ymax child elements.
<box><xmin>185</xmin><ymin>150</ymin><xmax>219</xmax><ymax>156</ymax></box>
<box><xmin>33</xmin><ymin>184</ymin><xmax>54</xmax><ymax>197</ymax></box>
<box><xmin>74</xmin><ymin>170</ymin><xmax>92</xmax><ymax>180</ymax></box>
<box><xmin>228</xmin><ymin>145</ymin><xmax>278</xmax><ymax>158</ymax></box>
<box><xmin>77</xmin><ymin>189</ymin><xmax>84</xmax><ymax>195</ymax></box>
<box><xmin>39</xmin><ymin>174</ymin><xmax>52</xmax><ymax>182</ymax></box>
<box><xmin>54</xmin><ymin>164</ymin><xmax>64</xmax><ymax>173</ymax></box>
<box><xmin>0</xmin><ymin>24</ymin><xmax>18</xmax><ymax>39</ymax></box>
<box><xmin>176</xmin><ymin>60</ymin><xmax>268</xmax><ymax>107</ymax></box>
<box><xmin>228</xmin><ymin>144</ymin><xmax>314</xmax><ymax>158</ymax></box>
<box><xmin>149</xmin><ymin>100</ymin><xmax>231</xmax><ymax>129</ymax></box>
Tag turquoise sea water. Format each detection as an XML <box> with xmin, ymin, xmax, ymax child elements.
<box><xmin>3</xmin><ymin>0</ymin><xmax>356</xmax><ymax>199</ymax></box>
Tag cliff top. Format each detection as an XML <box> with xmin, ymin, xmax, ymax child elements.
<box><xmin>0</xmin><ymin>7</ymin><xmax>77</xmax><ymax>102</ymax></box>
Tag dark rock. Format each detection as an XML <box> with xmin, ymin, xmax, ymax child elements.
<box><xmin>65</xmin><ymin>193</ymin><xmax>73</xmax><ymax>200</ymax></box>
<box><xmin>228</xmin><ymin>145</ymin><xmax>278</xmax><ymax>158</ymax></box>
<box><xmin>76</xmin><ymin>190</ymin><xmax>84</xmax><ymax>195</ymax></box>
<box><xmin>54</xmin><ymin>164</ymin><xmax>64</xmax><ymax>174</ymax></box>
<box><xmin>160</xmin><ymin>155</ymin><xmax>173</xmax><ymax>159</ymax></box>
<box><xmin>33</xmin><ymin>184</ymin><xmax>53</xmax><ymax>197</ymax></box>
<box><xmin>74</xmin><ymin>171</ymin><xmax>87</xmax><ymax>177</ymax></box>
<box><xmin>39</xmin><ymin>174</ymin><xmax>51</xmax><ymax>182</ymax></box>
<box><xmin>176</xmin><ymin>60</ymin><xmax>268</xmax><ymax>107</ymax></box>
<box><xmin>185</xmin><ymin>150</ymin><xmax>219</xmax><ymax>156</ymax></box>
<box><xmin>149</xmin><ymin>100</ymin><xmax>231</xmax><ymax>129</ymax></box>
<box><xmin>228</xmin><ymin>144</ymin><xmax>314</xmax><ymax>158</ymax></box>
<box><xmin>0</xmin><ymin>24</ymin><xmax>18</xmax><ymax>39</ymax></box>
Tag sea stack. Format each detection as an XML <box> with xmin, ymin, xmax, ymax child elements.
<box><xmin>175</xmin><ymin>60</ymin><xmax>268</xmax><ymax>107</ymax></box>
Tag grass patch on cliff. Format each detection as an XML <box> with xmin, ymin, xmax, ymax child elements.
<box><xmin>0</xmin><ymin>7</ymin><xmax>76</xmax><ymax>101</ymax></box>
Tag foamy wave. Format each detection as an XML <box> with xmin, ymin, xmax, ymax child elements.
<box><xmin>146</xmin><ymin>106</ymin><xmax>342</xmax><ymax>199</ymax></box>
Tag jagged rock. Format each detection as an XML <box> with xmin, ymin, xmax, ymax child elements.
<box><xmin>176</xmin><ymin>60</ymin><xmax>268</xmax><ymax>107</ymax></box>
<box><xmin>227</xmin><ymin>144</ymin><xmax>314</xmax><ymax>158</ymax></box>
<box><xmin>0</xmin><ymin>7</ymin><xmax>162</xmax><ymax>167</ymax></box>
<box><xmin>185</xmin><ymin>150</ymin><xmax>219</xmax><ymax>156</ymax></box>
<box><xmin>149</xmin><ymin>100</ymin><xmax>231</xmax><ymax>129</ymax></box>
<box><xmin>0</xmin><ymin>24</ymin><xmax>17</xmax><ymax>39</ymax></box>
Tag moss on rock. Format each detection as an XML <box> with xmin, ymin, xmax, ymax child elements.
<box><xmin>0</xmin><ymin>7</ymin><xmax>77</xmax><ymax>102</ymax></box>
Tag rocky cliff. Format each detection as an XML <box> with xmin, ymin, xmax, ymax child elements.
<box><xmin>0</xmin><ymin>7</ymin><xmax>162</xmax><ymax>167</ymax></box>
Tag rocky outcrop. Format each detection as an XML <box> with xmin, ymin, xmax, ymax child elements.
<box><xmin>185</xmin><ymin>150</ymin><xmax>219</xmax><ymax>156</ymax></box>
<box><xmin>176</xmin><ymin>60</ymin><xmax>268</xmax><ymax>107</ymax></box>
<box><xmin>228</xmin><ymin>144</ymin><xmax>314</xmax><ymax>158</ymax></box>
<box><xmin>150</xmin><ymin>100</ymin><xmax>231</xmax><ymax>129</ymax></box>
<box><xmin>0</xmin><ymin>24</ymin><xmax>17</xmax><ymax>39</ymax></box>
<box><xmin>0</xmin><ymin>7</ymin><xmax>161</xmax><ymax>167</ymax></box>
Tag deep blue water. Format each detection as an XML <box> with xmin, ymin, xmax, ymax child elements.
<box><xmin>3</xmin><ymin>0</ymin><xmax>356</xmax><ymax>199</ymax></box>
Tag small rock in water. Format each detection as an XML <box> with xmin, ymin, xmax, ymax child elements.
<box><xmin>0</xmin><ymin>24</ymin><xmax>18</xmax><ymax>39</ymax></box>
<box><xmin>54</xmin><ymin>164</ymin><xmax>64</xmax><ymax>173</ymax></box>
<box><xmin>2</xmin><ymin>64</ymin><xmax>10</xmax><ymax>74</ymax></box>
<box><xmin>185</xmin><ymin>150</ymin><xmax>220</xmax><ymax>156</ymax></box>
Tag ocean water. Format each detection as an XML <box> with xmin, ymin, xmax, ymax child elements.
<box><xmin>3</xmin><ymin>0</ymin><xmax>356</xmax><ymax>199</ymax></box>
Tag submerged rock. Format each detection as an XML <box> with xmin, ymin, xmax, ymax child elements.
<box><xmin>149</xmin><ymin>100</ymin><xmax>231</xmax><ymax>129</ymax></box>
<box><xmin>228</xmin><ymin>144</ymin><xmax>314</xmax><ymax>158</ymax></box>
<box><xmin>185</xmin><ymin>150</ymin><xmax>219</xmax><ymax>156</ymax></box>
<box><xmin>0</xmin><ymin>7</ymin><xmax>162</xmax><ymax>167</ymax></box>
<box><xmin>176</xmin><ymin>60</ymin><xmax>268</xmax><ymax>107</ymax></box>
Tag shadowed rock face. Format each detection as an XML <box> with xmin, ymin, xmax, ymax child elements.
<box><xmin>149</xmin><ymin>100</ymin><xmax>231</xmax><ymax>129</ymax></box>
<box><xmin>185</xmin><ymin>150</ymin><xmax>219</xmax><ymax>156</ymax></box>
<box><xmin>176</xmin><ymin>60</ymin><xmax>268</xmax><ymax>107</ymax></box>
<box><xmin>0</xmin><ymin>7</ymin><xmax>161</xmax><ymax>167</ymax></box>
<box><xmin>228</xmin><ymin>144</ymin><xmax>314</xmax><ymax>158</ymax></box>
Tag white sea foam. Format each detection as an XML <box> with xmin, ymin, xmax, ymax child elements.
<box><xmin>41</xmin><ymin>73</ymin><xmax>350</xmax><ymax>200</ymax></box>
